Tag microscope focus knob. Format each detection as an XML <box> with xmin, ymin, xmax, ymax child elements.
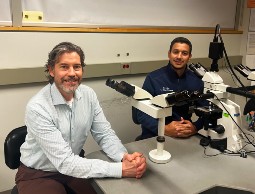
<box><xmin>214</xmin><ymin>125</ymin><xmax>225</xmax><ymax>134</ymax></box>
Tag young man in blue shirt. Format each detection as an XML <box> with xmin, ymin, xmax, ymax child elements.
<box><xmin>137</xmin><ymin>37</ymin><xmax>205</xmax><ymax>140</ymax></box>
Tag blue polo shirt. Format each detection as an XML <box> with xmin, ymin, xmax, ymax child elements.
<box><xmin>136</xmin><ymin>62</ymin><xmax>206</xmax><ymax>139</ymax></box>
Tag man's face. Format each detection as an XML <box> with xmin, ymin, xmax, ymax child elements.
<box><xmin>168</xmin><ymin>42</ymin><xmax>192</xmax><ymax>70</ymax></box>
<box><xmin>49</xmin><ymin>52</ymin><xmax>83</xmax><ymax>100</ymax></box>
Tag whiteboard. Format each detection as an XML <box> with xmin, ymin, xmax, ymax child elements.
<box><xmin>0</xmin><ymin>0</ymin><xmax>12</xmax><ymax>25</ymax></box>
<box><xmin>21</xmin><ymin>0</ymin><xmax>237</xmax><ymax>28</ymax></box>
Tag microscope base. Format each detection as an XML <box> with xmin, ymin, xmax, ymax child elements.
<box><xmin>200</xmin><ymin>136</ymin><xmax>227</xmax><ymax>152</ymax></box>
<box><xmin>149</xmin><ymin>149</ymin><xmax>171</xmax><ymax>164</ymax></box>
<box><xmin>210</xmin><ymin>137</ymin><xmax>227</xmax><ymax>152</ymax></box>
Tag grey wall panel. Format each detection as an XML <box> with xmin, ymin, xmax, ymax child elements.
<box><xmin>0</xmin><ymin>56</ymin><xmax>243</xmax><ymax>86</ymax></box>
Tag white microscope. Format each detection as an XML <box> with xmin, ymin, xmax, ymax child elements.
<box><xmin>188</xmin><ymin>36</ymin><xmax>246</xmax><ymax>152</ymax></box>
<box><xmin>188</xmin><ymin>24</ymin><xmax>255</xmax><ymax>153</ymax></box>
<box><xmin>106</xmin><ymin>78</ymin><xmax>173</xmax><ymax>163</ymax></box>
<box><xmin>196</xmin><ymin>67</ymin><xmax>245</xmax><ymax>152</ymax></box>
<box><xmin>106</xmin><ymin>78</ymin><xmax>216</xmax><ymax>163</ymax></box>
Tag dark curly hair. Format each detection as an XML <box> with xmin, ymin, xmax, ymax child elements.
<box><xmin>45</xmin><ymin>42</ymin><xmax>86</xmax><ymax>84</ymax></box>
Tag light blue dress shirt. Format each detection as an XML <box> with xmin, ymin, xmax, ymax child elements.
<box><xmin>20</xmin><ymin>83</ymin><xmax>127</xmax><ymax>178</ymax></box>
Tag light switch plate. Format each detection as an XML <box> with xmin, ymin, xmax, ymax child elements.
<box><xmin>22</xmin><ymin>11</ymin><xmax>43</xmax><ymax>22</ymax></box>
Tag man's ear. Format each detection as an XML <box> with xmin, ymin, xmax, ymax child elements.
<box><xmin>189</xmin><ymin>54</ymin><xmax>192</xmax><ymax>61</ymax></box>
<box><xmin>48</xmin><ymin>66</ymin><xmax>54</xmax><ymax>77</ymax></box>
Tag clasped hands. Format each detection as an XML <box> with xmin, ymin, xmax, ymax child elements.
<box><xmin>165</xmin><ymin>117</ymin><xmax>197</xmax><ymax>138</ymax></box>
<box><xmin>122</xmin><ymin>152</ymin><xmax>146</xmax><ymax>179</ymax></box>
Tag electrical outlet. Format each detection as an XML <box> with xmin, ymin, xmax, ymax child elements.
<box><xmin>121</xmin><ymin>63</ymin><xmax>131</xmax><ymax>74</ymax></box>
<box><xmin>22</xmin><ymin>11</ymin><xmax>43</xmax><ymax>22</ymax></box>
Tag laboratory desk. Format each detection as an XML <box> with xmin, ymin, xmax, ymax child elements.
<box><xmin>86</xmin><ymin>135</ymin><xmax>255</xmax><ymax>194</ymax></box>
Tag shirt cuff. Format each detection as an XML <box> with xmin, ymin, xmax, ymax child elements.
<box><xmin>108</xmin><ymin>162</ymin><xmax>122</xmax><ymax>178</ymax></box>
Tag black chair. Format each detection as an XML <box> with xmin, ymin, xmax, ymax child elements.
<box><xmin>4</xmin><ymin>125</ymin><xmax>85</xmax><ymax>194</ymax></box>
<box><xmin>243</xmin><ymin>98</ymin><xmax>255</xmax><ymax>115</ymax></box>
<box><xmin>4</xmin><ymin>126</ymin><xmax>27</xmax><ymax>194</ymax></box>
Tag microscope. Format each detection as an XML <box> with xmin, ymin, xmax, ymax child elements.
<box><xmin>106</xmin><ymin>78</ymin><xmax>173</xmax><ymax>163</ymax></box>
<box><xmin>190</xmin><ymin>24</ymin><xmax>255</xmax><ymax>153</ymax></box>
<box><xmin>106</xmin><ymin>78</ymin><xmax>213</xmax><ymax>163</ymax></box>
<box><xmin>192</xmin><ymin>65</ymin><xmax>245</xmax><ymax>152</ymax></box>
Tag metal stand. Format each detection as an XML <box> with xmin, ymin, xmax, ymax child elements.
<box><xmin>131</xmin><ymin>98</ymin><xmax>172</xmax><ymax>164</ymax></box>
<box><xmin>149</xmin><ymin>117</ymin><xmax>171</xmax><ymax>163</ymax></box>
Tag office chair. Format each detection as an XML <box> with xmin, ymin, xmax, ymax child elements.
<box><xmin>4</xmin><ymin>126</ymin><xmax>27</xmax><ymax>194</ymax></box>
<box><xmin>243</xmin><ymin>98</ymin><xmax>255</xmax><ymax>115</ymax></box>
<box><xmin>4</xmin><ymin>125</ymin><xmax>85</xmax><ymax>194</ymax></box>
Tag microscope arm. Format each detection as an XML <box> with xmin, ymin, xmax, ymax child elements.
<box><xmin>226</xmin><ymin>87</ymin><xmax>255</xmax><ymax>99</ymax></box>
<box><xmin>234</xmin><ymin>64</ymin><xmax>255</xmax><ymax>81</ymax></box>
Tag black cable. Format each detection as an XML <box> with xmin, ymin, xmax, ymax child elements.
<box><xmin>203</xmin><ymin>146</ymin><xmax>222</xmax><ymax>157</ymax></box>
<box><xmin>217</xmin><ymin>28</ymin><xmax>248</xmax><ymax>90</ymax></box>
<box><xmin>202</xmin><ymin>146</ymin><xmax>249</xmax><ymax>157</ymax></box>
<box><xmin>204</xmin><ymin>146</ymin><xmax>255</xmax><ymax>157</ymax></box>
<box><xmin>213</xmin><ymin>94</ymin><xmax>255</xmax><ymax>149</ymax></box>
<box><xmin>222</xmin><ymin>57</ymin><xmax>240</xmax><ymax>87</ymax></box>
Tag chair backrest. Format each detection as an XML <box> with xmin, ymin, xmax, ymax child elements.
<box><xmin>4</xmin><ymin>126</ymin><xmax>27</xmax><ymax>169</ymax></box>
<box><xmin>243</xmin><ymin>98</ymin><xmax>255</xmax><ymax>115</ymax></box>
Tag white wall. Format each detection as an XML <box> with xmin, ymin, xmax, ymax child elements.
<box><xmin>0</xmin><ymin>32</ymin><xmax>242</xmax><ymax>70</ymax></box>
<box><xmin>0</xmin><ymin>3</ymin><xmax>251</xmax><ymax>192</ymax></box>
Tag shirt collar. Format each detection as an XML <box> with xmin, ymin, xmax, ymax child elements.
<box><xmin>50</xmin><ymin>83</ymin><xmax>82</xmax><ymax>106</ymax></box>
<box><xmin>167</xmin><ymin>61</ymin><xmax>187</xmax><ymax>78</ymax></box>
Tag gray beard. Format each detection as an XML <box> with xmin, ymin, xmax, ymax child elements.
<box><xmin>60</xmin><ymin>84</ymin><xmax>79</xmax><ymax>94</ymax></box>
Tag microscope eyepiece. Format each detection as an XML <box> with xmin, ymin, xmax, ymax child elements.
<box><xmin>189</xmin><ymin>63</ymin><xmax>208</xmax><ymax>78</ymax></box>
<box><xmin>165</xmin><ymin>90</ymin><xmax>191</xmax><ymax>105</ymax></box>
<box><xmin>106</xmin><ymin>78</ymin><xmax>135</xmax><ymax>97</ymax></box>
